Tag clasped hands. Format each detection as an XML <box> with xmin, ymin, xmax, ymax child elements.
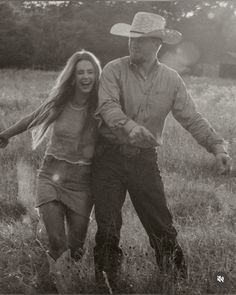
<box><xmin>128</xmin><ymin>125</ymin><xmax>158</xmax><ymax>148</ymax></box>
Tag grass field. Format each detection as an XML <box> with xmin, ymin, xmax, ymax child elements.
<box><xmin>0</xmin><ymin>70</ymin><xmax>236</xmax><ymax>294</ymax></box>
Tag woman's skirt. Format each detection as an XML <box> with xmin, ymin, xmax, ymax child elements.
<box><xmin>36</xmin><ymin>155</ymin><xmax>93</xmax><ymax>218</ymax></box>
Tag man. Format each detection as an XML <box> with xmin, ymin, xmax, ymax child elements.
<box><xmin>92</xmin><ymin>12</ymin><xmax>231</xmax><ymax>291</ymax></box>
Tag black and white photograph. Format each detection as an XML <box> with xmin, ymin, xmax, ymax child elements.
<box><xmin>0</xmin><ymin>0</ymin><xmax>235</xmax><ymax>294</ymax></box>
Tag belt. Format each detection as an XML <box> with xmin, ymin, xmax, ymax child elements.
<box><xmin>97</xmin><ymin>137</ymin><xmax>156</xmax><ymax>158</ymax></box>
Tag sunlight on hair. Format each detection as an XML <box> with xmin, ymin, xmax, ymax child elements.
<box><xmin>30</xmin><ymin>50</ymin><xmax>101</xmax><ymax>150</ymax></box>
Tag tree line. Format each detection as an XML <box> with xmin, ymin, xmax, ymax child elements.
<box><xmin>1</xmin><ymin>0</ymin><xmax>236</xmax><ymax>71</ymax></box>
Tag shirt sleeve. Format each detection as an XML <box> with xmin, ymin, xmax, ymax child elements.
<box><xmin>95</xmin><ymin>62</ymin><xmax>138</xmax><ymax>141</ymax></box>
<box><xmin>1</xmin><ymin>106</ymin><xmax>43</xmax><ymax>139</ymax></box>
<box><xmin>171</xmin><ymin>74</ymin><xmax>228</xmax><ymax>155</ymax></box>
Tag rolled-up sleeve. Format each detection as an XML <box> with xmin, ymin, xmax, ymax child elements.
<box><xmin>172</xmin><ymin>74</ymin><xmax>227</xmax><ymax>155</ymax></box>
<box><xmin>95</xmin><ymin>62</ymin><xmax>138</xmax><ymax>138</ymax></box>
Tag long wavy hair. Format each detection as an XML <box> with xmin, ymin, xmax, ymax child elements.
<box><xmin>30</xmin><ymin>50</ymin><xmax>101</xmax><ymax>149</ymax></box>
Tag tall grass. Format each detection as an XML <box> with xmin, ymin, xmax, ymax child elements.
<box><xmin>0</xmin><ymin>70</ymin><xmax>235</xmax><ymax>294</ymax></box>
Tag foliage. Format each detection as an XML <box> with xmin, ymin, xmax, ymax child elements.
<box><xmin>1</xmin><ymin>1</ymin><xmax>236</xmax><ymax>70</ymax></box>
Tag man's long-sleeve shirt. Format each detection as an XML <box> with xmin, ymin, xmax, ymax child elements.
<box><xmin>95</xmin><ymin>56</ymin><xmax>227</xmax><ymax>155</ymax></box>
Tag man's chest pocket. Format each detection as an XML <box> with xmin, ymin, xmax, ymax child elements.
<box><xmin>149</xmin><ymin>90</ymin><xmax>173</xmax><ymax>116</ymax></box>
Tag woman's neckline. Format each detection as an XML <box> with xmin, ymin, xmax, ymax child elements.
<box><xmin>69</xmin><ymin>101</ymin><xmax>87</xmax><ymax>110</ymax></box>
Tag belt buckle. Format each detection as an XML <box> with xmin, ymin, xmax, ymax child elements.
<box><xmin>120</xmin><ymin>145</ymin><xmax>140</xmax><ymax>158</ymax></box>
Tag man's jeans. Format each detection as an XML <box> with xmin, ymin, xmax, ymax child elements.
<box><xmin>92</xmin><ymin>144</ymin><xmax>184</xmax><ymax>281</ymax></box>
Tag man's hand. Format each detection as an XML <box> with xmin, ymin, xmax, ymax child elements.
<box><xmin>215</xmin><ymin>153</ymin><xmax>232</xmax><ymax>175</ymax></box>
<box><xmin>128</xmin><ymin>125</ymin><xmax>157</xmax><ymax>148</ymax></box>
<box><xmin>0</xmin><ymin>135</ymin><xmax>9</xmax><ymax>148</ymax></box>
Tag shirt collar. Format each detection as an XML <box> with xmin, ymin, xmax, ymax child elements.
<box><xmin>129</xmin><ymin>57</ymin><xmax>160</xmax><ymax>74</ymax></box>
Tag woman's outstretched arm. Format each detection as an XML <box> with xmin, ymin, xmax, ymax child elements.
<box><xmin>0</xmin><ymin>106</ymin><xmax>42</xmax><ymax>141</ymax></box>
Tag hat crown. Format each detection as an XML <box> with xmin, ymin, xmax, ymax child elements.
<box><xmin>110</xmin><ymin>11</ymin><xmax>182</xmax><ymax>45</ymax></box>
<box><xmin>131</xmin><ymin>12</ymin><xmax>166</xmax><ymax>34</ymax></box>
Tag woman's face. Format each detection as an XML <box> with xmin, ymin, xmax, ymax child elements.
<box><xmin>75</xmin><ymin>60</ymin><xmax>95</xmax><ymax>94</ymax></box>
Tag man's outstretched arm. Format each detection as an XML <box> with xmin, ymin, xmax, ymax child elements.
<box><xmin>172</xmin><ymin>74</ymin><xmax>231</xmax><ymax>174</ymax></box>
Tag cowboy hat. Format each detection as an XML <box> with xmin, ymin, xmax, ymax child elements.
<box><xmin>110</xmin><ymin>12</ymin><xmax>182</xmax><ymax>45</ymax></box>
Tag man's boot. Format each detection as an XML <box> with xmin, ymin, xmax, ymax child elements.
<box><xmin>94</xmin><ymin>265</ymin><xmax>113</xmax><ymax>294</ymax></box>
<box><xmin>46</xmin><ymin>249</ymin><xmax>73</xmax><ymax>293</ymax></box>
<box><xmin>172</xmin><ymin>243</ymin><xmax>187</xmax><ymax>279</ymax></box>
<box><xmin>94</xmin><ymin>247</ymin><xmax>123</xmax><ymax>293</ymax></box>
<box><xmin>156</xmin><ymin>240</ymin><xmax>187</xmax><ymax>280</ymax></box>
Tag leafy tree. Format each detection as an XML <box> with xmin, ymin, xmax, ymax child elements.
<box><xmin>0</xmin><ymin>2</ymin><xmax>34</xmax><ymax>67</ymax></box>
<box><xmin>0</xmin><ymin>0</ymin><xmax>236</xmax><ymax>71</ymax></box>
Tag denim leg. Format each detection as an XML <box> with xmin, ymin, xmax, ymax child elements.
<box><xmin>92</xmin><ymin>152</ymin><xmax>127</xmax><ymax>276</ymax></box>
<box><xmin>127</xmin><ymin>153</ymin><xmax>185</xmax><ymax>272</ymax></box>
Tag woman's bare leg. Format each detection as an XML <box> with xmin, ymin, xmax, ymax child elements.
<box><xmin>65</xmin><ymin>207</ymin><xmax>92</xmax><ymax>261</ymax></box>
<box><xmin>39</xmin><ymin>200</ymin><xmax>67</xmax><ymax>260</ymax></box>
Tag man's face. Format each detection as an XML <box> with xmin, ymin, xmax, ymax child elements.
<box><xmin>128</xmin><ymin>37</ymin><xmax>160</xmax><ymax>65</ymax></box>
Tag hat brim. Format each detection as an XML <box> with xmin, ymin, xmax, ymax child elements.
<box><xmin>110</xmin><ymin>23</ymin><xmax>182</xmax><ymax>45</ymax></box>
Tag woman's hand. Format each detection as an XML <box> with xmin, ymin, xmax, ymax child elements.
<box><xmin>0</xmin><ymin>134</ymin><xmax>9</xmax><ymax>148</ymax></box>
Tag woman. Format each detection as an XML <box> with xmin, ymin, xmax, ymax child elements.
<box><xmin>0</xmin><ymin>50</ymin><xmax>102</xmax><ymax>293</ymax></box>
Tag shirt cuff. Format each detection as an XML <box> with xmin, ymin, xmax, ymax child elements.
<box><xmin>212</xmin><ymin>143</ymin><xmax>228</xmax><ymax>155</ymax></box>
<box><xmin>123</xmin><ymin>120</ymin><xmax>138</xmax><ymax>135</ymax></box>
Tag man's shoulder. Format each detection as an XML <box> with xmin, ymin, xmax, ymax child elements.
<box><xmin>104</xmin><ymin>56</ymin><xmax>130</xmax><ymax>70</ymax></box>
<box><xmin>159</xmin><ymin>62</ymin><xmax>179</xmax><ymax>78</ymax></box>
